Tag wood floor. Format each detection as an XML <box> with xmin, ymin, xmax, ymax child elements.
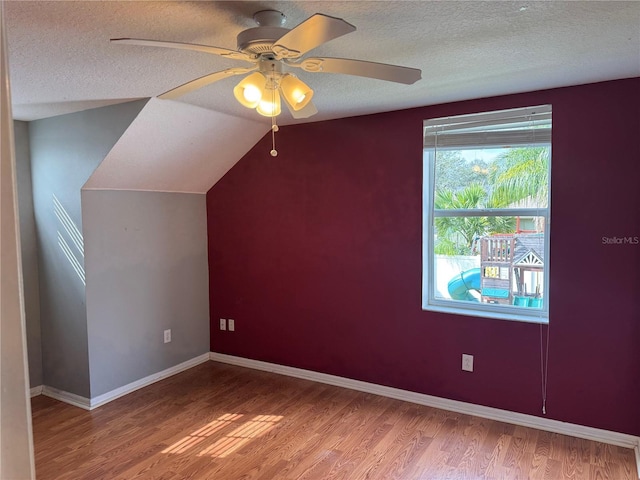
<box><xmin>32</xmin><ymin>361</ymin><xmax>637</xmax><ymax>480</ymax></box>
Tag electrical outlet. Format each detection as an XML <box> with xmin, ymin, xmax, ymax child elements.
<box><xmin>220</xmin><ymin>318</ymin><xmax>227</xmax><ymax>331</ymax></box>
<box><xmin>228</xmin><ymin>319</ymin><xmax>235</xmax><ymax>332</ymax></box>
<box><xmin>164</xmin><ymin>329</ymin><xmax>171</xmax><ymax>343</ymax></box>
<box><xmin>462</xmin><ymin>354</ymin><xmax>474</xmax><ymax>372</ymax></box>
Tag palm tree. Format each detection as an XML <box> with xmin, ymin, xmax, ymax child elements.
<box><xmin>489</xmin><ymin>147</ymin><xmax>549</xmax><ymax>208</ymax></box>
<box><xmin>434</xmin><ymin>183</ymin><xmax>514</xmax><ymax>255</ymax></box>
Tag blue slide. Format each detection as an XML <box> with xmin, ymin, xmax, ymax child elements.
<box><xmin>447</xmin><ymin>268</ymin><xmax>481</xmax><ymax>301</ymax></box>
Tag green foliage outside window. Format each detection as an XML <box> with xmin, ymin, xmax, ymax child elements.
<box><xmin>433</xmin><ymin>147</ymin><xmax>548</xmax><ymax>256</ymax></box>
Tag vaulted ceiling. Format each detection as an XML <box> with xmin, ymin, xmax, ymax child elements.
<box><xmin>6</xmin><ymin>1</ymin><xmax>640</xmax><ymax>124</ymax></box>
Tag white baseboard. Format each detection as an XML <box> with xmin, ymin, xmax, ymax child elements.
<box><xmin>210</xmin><ymin>351</ymin><xmax>640</xmax><ymax>478</ymax></box>
<box><xmin>30</xmin><ymin>385</ymin><xmax>43</xmax><ymax>398</ymax></box>
<box><xmin>39</xmin><ymin>353</ymin><xmax>210</xmax><ymax>411</ymax></box>
<box><xmin>42</xmin><ymin>386</ymin><xmax>91</xmax><ymax>410</ymax></box>
<box><xmin>89</xmin><ymin>352</ymin><xmax>210</xmax><ymax>409</ymax></box>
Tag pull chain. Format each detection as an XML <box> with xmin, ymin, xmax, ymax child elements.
<box><xmin>270</xmin><ymin>114</ymin><xmax>278</xmax><ymax>157</ymax></box>
<box><xmin>269</xmin><ymin>65</ymin><xmax>278</xmax><ymax>157</ymax></box>
<box><xmin>540</xmin><ymin>323</ymin><xmax>550</xmax><ymax>414</ymax></box>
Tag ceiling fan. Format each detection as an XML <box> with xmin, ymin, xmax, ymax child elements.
<box><xmin>111</xmin><ymin>10</ymin><xmax>422</xmax><ymax>121</ymax></box>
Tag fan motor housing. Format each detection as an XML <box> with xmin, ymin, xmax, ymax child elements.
<box><xmin>237</xmin><ymin>27</ymin><xmax>289</xmax><ymax>56</ymax></box>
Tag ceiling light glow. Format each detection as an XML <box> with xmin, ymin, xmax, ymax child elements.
<box><xmin>243</xmin><ymin>85</ymin><xmax>262</xmax><ymax>103</ymax></box>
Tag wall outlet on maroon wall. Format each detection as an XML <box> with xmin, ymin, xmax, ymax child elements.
<box><xmin>462</xmin><ymin>354</ymin><xmax>474</xmax><ymax>372</ymax></box>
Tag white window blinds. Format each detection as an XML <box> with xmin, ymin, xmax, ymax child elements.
<box><xmin>423</xmin><ymin>105</ymin><xmax>552</xmax><ymax>150</ymax></box>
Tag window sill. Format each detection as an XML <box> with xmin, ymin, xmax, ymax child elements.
<box><xmin>422</xmin><ymin>301</ymin><xmax>549</xmax><ymax>324</ymax></box>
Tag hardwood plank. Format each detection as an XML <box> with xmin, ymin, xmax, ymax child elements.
<box><xmin>448</xmin><ymin>416</ymin><xmax>492</xmax><ymax>478</ymax></box>
<box><xmin>32</xmin><ymin>361</ymin><xmax>638</xmax><ymax>480</ymax></box>
<box><xmin>478</xmin><ymin>428</ymin><xmax>513</xmax><ymax>477</ymax></box>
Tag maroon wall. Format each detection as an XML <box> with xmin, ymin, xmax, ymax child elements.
<box><xmin>207</xmin><ymin>78</ymin><xmax>640</xmax><ymax>436</ymax></box>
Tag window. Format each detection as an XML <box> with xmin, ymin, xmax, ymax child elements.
<box><xmin>422</xmin><ymin>105</ymin><xmax>551</xmax><ymax>323</ymax></box>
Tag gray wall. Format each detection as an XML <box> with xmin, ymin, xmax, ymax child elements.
<box><xmin>29</xmin><ymin>100</ymin><xmax>146</xmax><ymax>397</ymax></box>
<box><xmin>14</xmin><ymin>120</ymin><xmax>42</xmax><ymax>388</ymax></box>
<box><xmin>83</xmin><ymin>190</ymin><xmax>210</xmax><ymax>398</ymax></box>
<box><xmin>26</xmin><ymin>97</ymin><xmax>210</xmax><ymax>401</ymax></box>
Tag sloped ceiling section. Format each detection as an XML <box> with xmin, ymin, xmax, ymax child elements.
<box><xmin>83</xmin><ymin>98</ymin><xmax>269</xmax><ymax>193</ymax></box>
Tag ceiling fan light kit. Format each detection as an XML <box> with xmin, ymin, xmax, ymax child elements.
<box><xmin>111</xmin><ymin>9</ymin><xmax>421</xmax><ymax>153</ymax></box>
<box><xmin>234</xmin><ymin>70</ymin><xmax>313</xmax><ymax>117</ymax></box>
<box><xmin>232</xmin><ymin>57</ymin><xmax>312</xmax><ymax>118</ymax></box>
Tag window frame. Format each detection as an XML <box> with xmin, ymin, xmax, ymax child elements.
<box><xmin>422</xmin><ymin>105</ymin><xmax>551</xmax><ymax>324</ymax></box>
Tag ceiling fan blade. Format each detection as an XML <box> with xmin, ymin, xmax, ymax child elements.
<box><xmin>284</xmin><ymin>98</ymin><xmax>318</xmax><ymax>119</ymax></box>
<box><xmin>158</xmin><ymin>67</ymin><xmax>256</xmax><ymax>100</ymax></box>
<box><xmin>295</xmin><ymin>57</ymin><xmax>421</xmax><ymax>85</ymax></box>
<box><xmin>272</xmin><ymin>14</ymin><xmax>356</xmax><ymax>59</ymax></box>
<box><xmin>110</xmin><ymin>38</ymin><xmax>252</xmax><ymax>62</ymax></box>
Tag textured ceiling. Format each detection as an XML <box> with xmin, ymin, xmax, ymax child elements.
<box><xmin>5</xmin><ymin>1</ymin><xmax>640</xmax><ymax>124</ymax></box>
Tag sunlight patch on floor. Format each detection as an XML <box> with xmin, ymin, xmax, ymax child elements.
<box><xmin>162</xmin><ymin>413</ymin><xmax>283</xmax><ymax>458</ymax></box>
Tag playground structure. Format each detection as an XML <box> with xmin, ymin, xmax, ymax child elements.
<box><xmin>448</xmin><ymin>233</ymin><xmax>544</xmax><ymax>307</ymax></box>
